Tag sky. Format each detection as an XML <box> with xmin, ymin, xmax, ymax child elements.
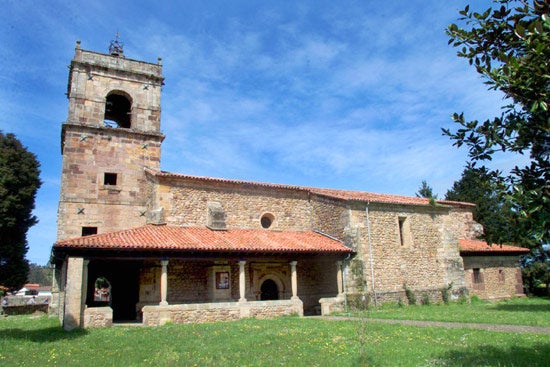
<box><xmin>1</xmin><ymin>0</ymin><xmax>525</xmax><ymax>265</ymax></box>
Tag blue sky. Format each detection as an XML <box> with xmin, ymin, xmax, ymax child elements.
<box><xmin>1</xmin><ymin>1</ymin><xmax>524</xmax><ymax>265</ymax></box>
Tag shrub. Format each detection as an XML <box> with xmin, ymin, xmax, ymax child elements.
<box><xmin>421</xmin><ymin>292</ymin><xmax>431</xmax><ymax>306</ymax></box>
<box><xmin>440</xmin><ymin>283</ymin><xmax>453</xmax><ymax>304</ymax></box>
<box><xmin>346</xmin><ymin>293</ymin><xmax>371</xmax><ymax>311</ymax></box>
<box><xmin>403</xmin><ymin>284</ymin><xmax>416</xmax><ymax>305</ymax></box>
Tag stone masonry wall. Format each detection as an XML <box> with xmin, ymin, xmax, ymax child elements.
<box><xmin>57</xmin><ymin>125</ymin><xmax>162</xmax><ymax>240</ymax></box>
<box><xmin>462</xmin><ymin>255</ymin><xmax>525</xmax><ymax>300</ymax></box>
<box><xmin>142</xmin><ymin>299</ymin><xmax>303</xmax><ymax>326</ymax></box>
<box><xmin>68</xmin><ymin>47</ymin><xmax>163</xmax><ymax>133</ymax></box>
<box><xmin>343</xmin><ymin>202</ymin><xmax>467</xmax><ymax>302</ymax></box>
<box><xmin>155</xmin><ymin>178</ymin><xmax>312</xmax><ymax>230</ymax></box>
<box><xmin>310</xmin><ymin>195</ymin><xmax>349</xmax><ymax>240</ymax></box>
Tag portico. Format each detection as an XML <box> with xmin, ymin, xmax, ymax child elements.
<box><xmin>52</xmin><ymin>224</ymin><xmax>353</xmax><ymax>329</ymax></box>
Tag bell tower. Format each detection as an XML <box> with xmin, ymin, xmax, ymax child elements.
<box><xmin>57</xmin><ymin>38</ymin><xmax>165</xmax><ymax>240</ymax></box>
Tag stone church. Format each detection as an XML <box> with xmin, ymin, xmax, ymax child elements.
<box><xmin>50</xmin><ymin>41</ymin><xmax>528</xmax><ymax>330</ymax></box>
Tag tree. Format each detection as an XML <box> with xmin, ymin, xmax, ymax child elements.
<box><xmin>0</xmin><ymin>132</ymin><xmax>41</xmax><ymax>290</ymax></box>
<box><xmin>521</xmin><ymin>246</ymin><xmax>550</xmax><ymax>295</ymax></box>
<box><xmin>27</xmin><ymin>263</ymin><xmax>53</xmax><ymax>286</ymax></box>
<box><xmin>445</xmin><ymin>166</ymin><xmax>517</xmax><ymax>245</ymax></box>
<box><xmin>444</xmin><ymin>0</ymin><xmax>549</xmax><ymax>248</ymax></box>
<box><xmin>416</xmin><ymin>180</ymin><xmax>438</xmax><ymax>199</ymax></box>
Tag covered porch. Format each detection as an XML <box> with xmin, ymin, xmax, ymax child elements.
<box><xmin>52</xmin><ymin>225</ymin><xmax>353</xmax><ymax>329</ymax></box>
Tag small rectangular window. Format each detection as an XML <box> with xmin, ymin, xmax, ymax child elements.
<box><xmin>82</xmin><ymin>227</ymin><xmax>98</xmax><ymax>236</ymax></box>
<box><xmin>498</xmin><ymin>269</ymin><xmax>505</xmax><ymax>283</ymax></box>
<box><xmin>398</xmin><ymin>217</ymin><xmax>406</xmax><ymax>246</ymax></box>
<box><xmin>398</xmin><ymin>216</ymin><xmax>413</xmax><ymax>247</ymax></box>
<box><xmin>104</xmin><ymin>172</ymin><xmax>117</xmax><ymax>186</ymax></box>
<box><xmin>473</xmin><ymin>268</ymin><xmax>483</xmax><ymax>284</ymax></box>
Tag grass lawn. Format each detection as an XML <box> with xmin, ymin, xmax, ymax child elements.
<box><xmin>1</xmin><ymin>299</ymin><xmax>549</xmax><ymax>367</ymax></box>
<box><xmin>354</xmin><ymin>296</ymin><xmax>550</xmax><ymax>327</ymax></box>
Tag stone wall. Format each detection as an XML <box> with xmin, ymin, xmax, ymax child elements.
<box><xmin>83</xmin><ymin>307</ymin><xmax>113</xmax><ymax>328</ymax></box>
<box><xmin>155</xmin><ymin>178</ymin><xmax>312</xmax><ymax>230</ymax></box>
<box><xmin>142</xmin><ymin>299</ymin><xmax>303</xmax><ymax>326</ymax></box>
<box><xmin>340</xmin><ymin>202</ymin><xmax>468</xmax><ymax>302</ymax></box>
<box><xmin>2</xmin><ymin>304</ymin><xmax>49</xmax><ymax>315</ymax></box>
<box><xmin>311</xmin><ymin>194</ymin><xmax>349</xmax><ymax>240</ymax></box>
<box><xmin>68</xmin><ymin>47</ymin><xmax>163</xmax><ymax>133</ymax></box>
<box><xmin>462</xmin><ymin>255</ymin><xmax>525</xmax><ymax>300</ymax></box>
<box><xmin>57</xmin><ymin>125</ymin><xmax>162</xmax><ymax>240</ymax></box>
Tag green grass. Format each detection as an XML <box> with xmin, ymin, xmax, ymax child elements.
<box><xmin>352</xmin><ymin>296</ymin><xmax>550</xmax><ymax>327</ymax></box>
<box><xmin>1</xmin><ymin>307</ymin><xmax>549</xmax><ymax>367</ymax></box>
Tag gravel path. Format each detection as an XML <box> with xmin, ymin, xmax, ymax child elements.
<box><xmin>316</xmin><ymin>316</ymin><xmax>550</xmax><ymax>334</ymax></box>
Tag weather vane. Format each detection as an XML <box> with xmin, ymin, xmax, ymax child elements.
<box><xmin>109</xmin><ymin>32</ymin><xmax>124</xmax><ymax>56</ymax></box>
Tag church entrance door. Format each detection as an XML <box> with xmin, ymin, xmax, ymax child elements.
<box><xmin>260</xmin><ymin>279</ymin><xmax>279</xmax><ymax>300</ymax></box>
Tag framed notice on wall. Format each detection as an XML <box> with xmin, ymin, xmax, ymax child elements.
<box><xmin>216</xmin><ymin>272</ymin><xmax>229</xmax><ymax>289</ymax></box>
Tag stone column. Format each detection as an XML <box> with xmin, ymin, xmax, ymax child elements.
<box><xmin>82</xmin><ymin>259</ymin><xmax>89</xmax><ymax>313</ymax></box>
<box><xmin>336</xmin><ymin>261</ymin><xmax>344</xmax><ymax>296</ymax></box>
<box><xmin>63</xmin><ymin>257</ymin><xmax>89</xmax><ymax>331</ymax></box>
<box><xmin>49</xmin><ymin>265</ymin><xmax>60</xmax><ymax>318</ymax></box>
<box><xmin>239</xmin><ymin>260</ymin><xmax>246</xmax><ymax>302</ymax></box>
<box><xmin>290</xmin><ymin>261</ymin><xmax>299</xmax><ymax>300</ymax></box>
<box><xmin>160</xmin><ymin>259</ymin><xmax>169</xmax><ymax>306</ymax></box>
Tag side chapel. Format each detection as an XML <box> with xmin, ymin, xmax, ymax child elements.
<box><xmin>50</xmin><ymin>41</ymin><xmax>529</xmax><ymax>330</ymax></box>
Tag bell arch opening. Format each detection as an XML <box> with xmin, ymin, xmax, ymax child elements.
<box><xmin>104</xmin><ymin>91</ymin><xmax>132</xmax><ymax>128</ymax></box>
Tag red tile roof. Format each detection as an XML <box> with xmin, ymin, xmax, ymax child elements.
<box><xmin>146</xmin><ymin>169</ymin><xmax>474</xmax><ymax>208</ymax></box>
<box><xmin>459</xmin><ymin>239</ymin><xmax>530</xmax><ymax>255</ymax></box>
<box><xmin>54</xmin><ymin>225</ymin><xmax>353</xmax><ymax>255</ymax></box>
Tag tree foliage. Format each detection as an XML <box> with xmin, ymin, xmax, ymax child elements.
<box><xmin>444</xmin><ymin>0</ymin><xmax>549</xmax><ymax>247</ymax></box>
<box><xmin>0</xmin><ymin>132</ymin><xmax>41</xmax><ymax>290</ymax></box>
<box><xmin>416</xmin><ymin>180</ymin><xmax>438</xmax><ymax>199</ymax></box>
<box><xmin>521</xmin><ymin>246</ymin><xmax>550</xmax><ymax>295</ymax></box>
<box><xmin>445</xmin><ymin>166</ymin><xmax>516</xmax><ymax>245</ymax></box>
<box><xmin>27</xmin><ymin>263</ymin><xmax>53</xmax><ymax>286</ymax></box>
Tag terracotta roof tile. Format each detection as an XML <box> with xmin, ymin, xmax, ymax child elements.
<box><xmin>459</xmin><ymin>239</ymin><xmax>530</xmax><ymax>255</ymax></box>
<box><xmin>54</xmin><ymin>225</ymin><xmax>353</xmax><ymax>255</ymax></box>
<box><xmin>146</xmin><ymin>169</ymin><xmax>474</xmax><ymax>207</ymax></box>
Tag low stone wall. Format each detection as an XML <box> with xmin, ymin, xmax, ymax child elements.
<box><xmin>2</xmin><ymin>304</ymin><xmax>49</xmax><ymax>315</ymax></box>
<box><xmin>319</xmin><ymin>296</ymin><xmax>345</xmax><ymax>315</ymax></box>
<box><xmin>142</xmin><ymin>299</ymin><xmax>303</xmax><ymax>326</ymax></box>
<box><xmin>83</xmin><ymin>307</ymin><xmax>113</xmax><ymax>328</ymax></box>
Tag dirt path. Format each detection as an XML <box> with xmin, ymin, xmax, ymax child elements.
<box><xmin>316</xmin><ymin>316</ymin><xmax>550</xmax><ymax>334</ymax></box>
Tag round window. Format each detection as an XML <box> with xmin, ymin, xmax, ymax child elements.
<box><xmin>260</xmin><ymin>213</ymin><xmax>274</xmax><ymax>229</ymax></box>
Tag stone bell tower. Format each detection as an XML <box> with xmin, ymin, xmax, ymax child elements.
<box><xmin>57</xmin><ymin>38</ymin><xmax>165</xmax><ymax>240</ymax></box>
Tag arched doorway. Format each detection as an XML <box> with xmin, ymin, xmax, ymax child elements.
<box><xmin>260</xmin><ymin>279</ymin><xmax>279</xmax><ymax>300</ymax></box>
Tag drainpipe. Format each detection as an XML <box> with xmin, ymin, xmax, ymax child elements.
<box><xmin>366</xmin><ymin>202</ymin><xmax>378</xmax><ymax>307</ymax></box>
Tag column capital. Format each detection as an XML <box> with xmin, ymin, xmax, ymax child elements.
<box><xmin>161</xmin><ymin>259</ymin><xmax>169</xmax><ymax>267</ymax></box>
<box><xmin>289</xmin><ymin>260</ymin><xmax>297</xmax><ymax>267</ymax></box>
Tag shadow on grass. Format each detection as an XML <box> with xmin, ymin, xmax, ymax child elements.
<box><xmin>435</xmin><ymin>343</ymin><xmax>550</xmax><ymax>366</ymax></box>
<box><xmin>490</xmin><ymin>303</ymin><xmax>550</xmax><ymax>312</ymax></box>
<box><xmin>3</xmin><ymin>326</ymin><xmax>87</xmax><ymax>343</ymax></box>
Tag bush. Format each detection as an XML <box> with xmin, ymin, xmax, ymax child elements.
<box><xmin>421</xmin><ymin>292</ymin><xmax>431</xmax><ymax>306</ymax></box>
<box><xmin>440</xmin><ymin>283</ymin><xmax>453</xmax><ymax>304</ymax></box>
<box><xmin>346</xmin><ymin>293</ymin><xmax>371</xmax><ymax>311</ymax></box>
<box><xmin>404</xmin><ymin>284</ymin><xmax>416</xmax><ymax>305</ymax></box>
